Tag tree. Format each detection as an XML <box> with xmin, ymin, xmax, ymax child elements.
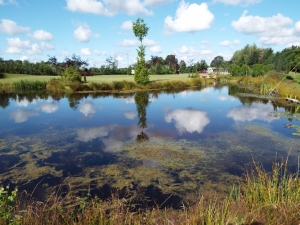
<box><xmin>179</xmin><ymin>60</ymin><xmax>187</xmax><ymax>73</ymax></box>
<box><xmin>210</xmin><ymin>56</ymin><xmax>224</xmax><ymax>68</ymax></box>
<box><xmin>165</xmin><ymin>54</ymin><xmax>179</xmax><ymax>74</ymax></box>
<box><xmin>134</xmin><ymin>92</ymin><xmax>150</xmax><ymax>141</ymax></box>
<box><xmin>132</xmin><ymin>18</ymin><xmax>149</xmax><ymax>85</ymax></box>
<box><xmin>105</xmin><ymin>56</ymin><xmax>118</xmax><ymax>74</ymax></box>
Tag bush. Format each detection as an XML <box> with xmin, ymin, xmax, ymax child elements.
<box><xmin>63</xmin><ymin>66</ymin><xmax>82</xmax><ymax>82</ymax></box>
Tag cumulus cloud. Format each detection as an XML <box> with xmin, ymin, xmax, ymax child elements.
<box><xmin>5</xmin><ymin>38</ymin><xmax>54</xmax><ymax>55</ymax></box>
<box><xmin>143</xmin><ymin>38</ymin><xmax>156</xmax><ymax>46</ymax></box>
<box><xmin>164</xmin><ymin>108</ymin><xmax>210</xmax><ymax>135</ymax></box>
<box><xmin>164</xmin><ymin>1</ymin><xmax>214</xmax><ymax>34</ymax></box>
<box><xmin>219</xmin><ymin>40</ymin><xmax>231</xmax><ymax>46</ymax></box>
<box><xmin>232</xmin><ymin>11</ymin><xmax>300</xmax><ymax>46</ymax></box>
<box><xmin>212</xmin><ymin>0</ymin><xmax>261</xmax><ymax>6</ymax></box>
<box><xmin>144</xmin><ymin>0</ymin><xmax>172</xmax><ymax>7</ymax></box>
<box><xmin>233</xmin><ymin>39</ymin><xmax>240</xmax><ymax>45</ymax></box>
<box><xmin>0</xmin><ymin>19</ymin><xmax>30</xmax><ymax>34</ymax></box>
<box><xmin>227</xmin><ymin>103</ymin><xmax>280</xmax><ymax>123</ymax></box>
<box><xmin>29</xmin><ymin>30</ymin><xmax>53</xmax><ymax>41</ymax></box>
<box><xmin>74</xmin><ymin>25</ymin><xmax>92</xmax><ymax>42</ymax></box>
<box><xmin>9</xmin><ymin>109</ymin><xmax>39</xmax><ymax>123</ymax></box>
<box><xmin>79</xmin><ymin>101</ymin><xmax>96</xmax><ymax>117</ymax></box>
<box><xmin>66</xmin><ymin>0</ymin><xmax>153</xmax><ymax>16</ymax></box>
<box><xmin>150</xmin><ymin>45</ymin><xmax>162</xmax><ymax>54</ymax></box>
<box><xmin>80</xmin><ymin>47</ymin><xmax>92</xmax><ymax>56</ymax></box>
<box><xmin>120</xmin><ymin>20</ymin><xmax>133</xmax><ymax>30</ymax></box>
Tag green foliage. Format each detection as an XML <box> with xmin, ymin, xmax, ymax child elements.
<box><xmin>12</xmin><ymin>80</ymin><xmax>47</xmax><ymax>91</ymax></box>
<box><xmin>63</xmin><ymin>66</ymin><xmax>82</xmax><ymax>82</ymax></box>
<box><xmin>229</xmin><ymin>64</ymin><xmax>241</xmax><ymax>76</ymax></box>
<box><xmin>251</xmin><ymin>64</ymin><xmax>264</xmax><ymax>77</ymax></box>
<box><xmin>0</xmin><ymin>186</ymin><xmax>18</xmax><ymax>224</ymax></box>
<box><xmin>132</xmin><ymin>18</ymin><xmax>149</xmax><ymax>43</ymax></box>
<box><xmin>210</xmin><ymin>56</ymin><xmax>224</xmax><ymax>68</ymax></box>
<box><xmin>133</xmin><ymin>19</ymin><xmax>150</xmax><ymax>85</ymax></box>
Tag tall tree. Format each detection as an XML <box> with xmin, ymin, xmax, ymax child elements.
<box><xmin>210</xmin><ymin>56</ymin><xmax>224</xmax><ymax>68</ymax></box>
<box><xmin>132</xmin><ymin>18</ymin><xmax>149</xmax><ymax>85</ymax></box>
<box><xmin>165</xmin><ymin>54</ymin><xmax>179</xmax><ymax>74</ymax></box>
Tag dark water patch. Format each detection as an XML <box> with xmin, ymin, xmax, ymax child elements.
<box><xmin>16</xmin><ymin>161</ymin><xmax>27</xmax><ymax>168</ymax></box>
<box><xmin>55</xmin><ymin>163</ymin><xmax>83</xmax><ymax>176</ymax></box>
<box><xmin>18</xmin><ymin>174</ymin><xmax>62</xmax><ymax>200</ymax></box>
<box><xmin>80</xmin><ymin>153</ymin><xmax>116</xmax><ymax>167</ymax></box>
<box><xmin>0</xmin><ymin>154</ymin><xmax>21</xmax><ymax>173</ymax></box>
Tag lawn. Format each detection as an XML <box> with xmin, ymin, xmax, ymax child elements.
<box><xmin>0</xmin><ymin>73</ymin><xmax>192</xmax><ymax>84</ymax></box>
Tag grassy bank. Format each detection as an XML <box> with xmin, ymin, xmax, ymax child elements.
<box><xmin>1</xmin><ymin>159</ymin><xmax>299</xmax><ymax>225</ymax></box>
<box><xmin>222</xmin><ymin>71</ymin><xmax>300</xmax><ymax>98</ymax></box>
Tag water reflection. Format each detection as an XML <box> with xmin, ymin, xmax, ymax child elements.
<box><xmin>36</xmin><ymin>102</ymin><xmax>59</xmax><ymax>113</ymax></box>
<box><xmin>9</xmin><ymin>109</ymin><xmax>39</xmax><ymax>123</ymax></box>
<box><xmin>79</xmin><ymin>101</ymin><xmax>96</xmax><ymax>117</ymax></box>
<box><xmin>135</xmin><ymin>92</ymin><xmax>150</xmax><ymax>142</ymax></box>
<box><xmin>227</xmin><ymin>103</ymin><xmax>281</xmax><ymax>123</ymax></box>
<box><xmin>164</xmin><ymin>108</ymin><xmax>210</xmax><ymax>134</ymax></box>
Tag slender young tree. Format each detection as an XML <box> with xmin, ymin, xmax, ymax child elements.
<box><xmin>132</xmin><ymin>18</ymin><xmax>149</xmax><ymax>85</ymax></box>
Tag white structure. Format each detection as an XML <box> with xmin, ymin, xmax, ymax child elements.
<box><xmin>207</xmin><ymin>67</ymin><xmax>214</xmax><ymax>74</ymax></box>
<box><xmin>131</xmin><ymin>69</ymin><xmax>135</xmax><ymax>75</ymax></box>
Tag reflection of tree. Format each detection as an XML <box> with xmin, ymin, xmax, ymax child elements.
<box><xmin>0</xmin><ymin>93</ymin><xmax>9</xmax><ymax>109</ymax></box>
<box><xmin>134</xmin><ymin>92</ymin><xmax>150</xmax><ymax>142</ymax></box>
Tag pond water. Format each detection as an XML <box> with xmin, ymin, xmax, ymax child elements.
<box><xmin>0</xmin><ymin>86</ymin><xmax>299</xmax><ymax>207</ymax></box>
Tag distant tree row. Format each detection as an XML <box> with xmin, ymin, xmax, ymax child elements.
<box><xmin>211</xmin><ymin>44</ymin><xmax>300</xmax><ymax>77</ymax></box>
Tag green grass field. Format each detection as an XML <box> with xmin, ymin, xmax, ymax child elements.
<box><xmin>0</xmin><ymin>73</ymin><xmax>192</xmax><ymax>84</ymax></box>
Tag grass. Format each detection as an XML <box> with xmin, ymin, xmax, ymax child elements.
<box><xmin>1</xmin><ymin>159</ymin><xmax>299</xmax><ymax>225</ymax></box>
<box><xmin>0</xmin><ymin>73</ymin><xmax>191</xmax><ymax>84</ymax></box>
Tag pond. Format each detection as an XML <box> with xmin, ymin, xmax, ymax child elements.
<box><xmin>0</xmin><ymin>85</ymin><xmax>299</xmax><ymax>207</ymax></box>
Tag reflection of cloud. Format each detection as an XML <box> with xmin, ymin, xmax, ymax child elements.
<box><xmin>36</xmin><ymin>102</ymin><xmax>59</xmax><ymax>113</ymax></box>
<box><xmin>122</xmin><ymin>97</ymin><xmax>135</xmax><ymax>104</ymax></box>
<box><xmin>164</xmin><ymin>108</ymin><xmax>210</xmax><ymax>135</ymax></box>
<box><xmin>124</xmin><ymin>111</ymin><xmax>137</xmax><ymax>120</ymax></box>
<box><xmin>76</xmin><ymin>124</ymin><xmax>141</xmax><ymax>152</ymax></box>
<box><xmin>15</xmin><ymin>97</ymin><xmax>37</xmax><ymax>107</ymax></box>
<box><xmin>79</xmin><ymin>101</ymin><xmax>96</xmax><ymax>116</ymax></box>
<box><xmin>9</xmin><ymin>109</ymin><xmax>39</xmax><ymax>123</ymax></box>
<box><xmin>218</xmin><ymin>95</ymin><xmax>237</xmax><ymax>101</ymax></box>
<box><xmin>227</xmin><ymin>103</ymin><xmax>280</xmax><ymax>123</ymax></box>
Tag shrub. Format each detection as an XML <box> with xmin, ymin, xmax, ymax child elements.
<box><xmin>63</xmin><ymin>66</ymin><xmax>82</xmax><ymax>82</ymax></box>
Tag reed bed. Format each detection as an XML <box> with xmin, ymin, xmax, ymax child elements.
<box><xmin>1</xmin><ymin>159</ymin><xmax>299</xmax><ymax>225</ymax></box>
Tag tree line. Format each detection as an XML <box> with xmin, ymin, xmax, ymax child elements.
<box><xmin>0</xmin><ymin>44</ymin><xmax>299</xmax><ymax>77</ymax></box>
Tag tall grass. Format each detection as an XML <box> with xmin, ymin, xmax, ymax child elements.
<box><xmin>2</xmin><ymin>158</ymin><xmax>299</xmax><ymax>225</ymax></box>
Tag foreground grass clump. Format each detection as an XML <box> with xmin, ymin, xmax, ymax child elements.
<box><xmin>1</xmin><ymin>159</ymin><xmax>299</xmax><ymax>225</ymax></box>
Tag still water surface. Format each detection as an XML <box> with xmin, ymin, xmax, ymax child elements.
<box><xmin>0</xmin><ymin>86</ymin><xmax>299</xmax><ymax>205</ymax></box>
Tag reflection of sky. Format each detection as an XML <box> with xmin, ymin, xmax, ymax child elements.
<box><xmin>36</xmin><ymin>102</ymin><xmax>59</xmax><ymax>113</ymax></box>
<box><xmin>79</xmin><ymin>101</ymin><xmax>96</xmax><ymax>117</ymax></box>
<box><xmin>9</xmin><ymin>109</ymin><xmax>39</xmax><ymax>123</ymax></box>
<box><xmin>76</xmin><ymin>124</ymin><xmax>141</xmax><ymax>152</ymax></box>
<box><xmin>218</xmin><ymin>95</ymin><xmax>237</xmax><ymax>101</ymax></box>
<box><xmin>227</xmin><ymin>103</ymin><xmax>280</xmax><ymax>123</ymax></box>
<box><xmin>124</xmin><ymin>111</ymin><xmax>137</xmax><ymax>120</ymax></box>
<box><xmin>164</xmin><ymin>108</ymin><xmax>210</xmax><ymax>135</ymax></box>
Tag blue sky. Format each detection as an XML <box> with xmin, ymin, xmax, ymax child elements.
<box><xmin>0</xmin><ymin>0</ymin><xmax>300</xmax><ymax>68</ymax></box>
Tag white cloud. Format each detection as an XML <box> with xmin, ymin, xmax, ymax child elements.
<box><xmin>80</xmin><ymin>47</ymin><xmax>92</xmax><ymax>56</ymax></box>
<box><xmin>120</xmin><ymin>20</ymin><xmax>133</xmax><ymax>30</ymax></box>
<box><xmin>144</xmin><ymin>0</ymin><xmax>172</xmax><ymax>7</ymax></box>
<box><xmin>150</xmin><ymin>45</ymin><xmax>162</xmax><ymax>54</ymax></box>
<box><xmin>233</xmin><ymin>39</ymin><xmax>240</xmax><ymax>45</ymax></box>
<box><xmin>94</xmin><ymin>50</ymin><xmax>106</xmax><ymax>56</ymax></box>
<box><xmin>0</xmin><ymin>19</ymin><xmax>30</xmax><ymax>35</ymax></box>
<box><xmin>117</xmin><ymin>39</ymin><xmax>138</xmax><ymax>46</ymax></box>
<box><xmin>29</xmin><ymin>30</ymin><xmax>53</xmax><ymax>41</ymax></box>
<box><xmin>231</xmin><ymin>11</ymin><xmax>300</xmax><ymax>46</ymax></box>
<box><xmin>66</xmin><ymin>0</ymin><xmax>153</xmax><ymax>16</ymax></box>
<box><xmin>66</xmin><ymin>0</ymin><xmax>108</xmax><ymax>15</ymax></box>
<box><xmin>0</xmin><ymin>0</ymin><xmax>18</xmax><ymax>5</ymax></box>
<box><xmin>164</xmin><ymin>1</ymin><xmax>214</xmax><ymax>34</ymax></box>
<box><xmin>5</xmin><ymin>38</ymin><xmax>30</xmax><ymax>54</ymax></box>
<box><xmin>212</xmin><ymin>0</ymin><xmax>261</xmax><ymax>6</ymax></box>
<box><xmin>9</xmin><ymin>109</ymin><xmax>39</xmax><ymax>123</ymax></box>
<box><xmin>219</xmin><ymin>40</ymin><xmax>231</xmax><ymax>46</ymax></box>
<box><xmin>164</xmin><ymin>108</ymin><xmax>210</xmax><ymax>135</ymax></box>
<box><xmin>79</xmin><ymin>101</ymin><xmax>96</xmax><ymax>117</ymax></box>
<box><xmin>227</xmin><ymin>103</ymin><xmax>280</xmax><ymax>123</ymax></box>
<box><xmin>74</xmin><ymin>25</ymin><xmax>92</xmax><ymax>42</ymax></box>
<box><xmin>28</xmin><ymin>42</ymin><xmax>54</xmax><ymax>55</ymax></box>
<box><xmin>202</xmin><ymin>40</ymin><xmax>211</xmax><ymax>44</ymax></box>
<box><xmin>20</xmin><ymin>55</ymin><xmax>28</xmax><ymax>61</ymax></box>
